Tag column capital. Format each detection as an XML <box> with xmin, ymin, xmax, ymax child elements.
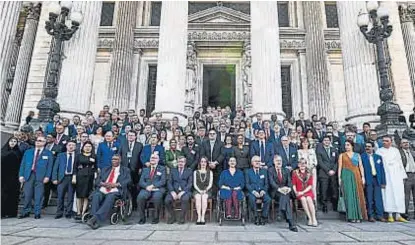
<box><xmin>24</xmin><ymin>2</ymin><xmax>41</xmax><ymax>21</ymax></box>
<box><xmin>399</xmin><ymin>4</ymin><xmax>415</xmax><ymax>23</ymax></box>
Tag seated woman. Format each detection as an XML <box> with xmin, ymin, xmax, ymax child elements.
<box><xmin>193</xmin><ymin>157</ymin><xmax>213</xmax><ymax>225</ymax></box>
<box><xmin>218</xmin><ymin>157</ymin><xmax>245</xmax><ymax>219</ymax></box>
<box><xmin>298</xmin><ymin>138</ymin><xmax>318</xmax><ymax>201</ymax></box>
<box><xmin>292</xmin><ymin>158</ymin><xmax>318</xmax><ymax>227</ymax></box>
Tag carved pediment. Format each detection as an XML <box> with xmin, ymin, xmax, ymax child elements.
<box><xmin>189</xmin><ymin>6</ymin><xmax>250</xmax><ymax>23</ymax></box>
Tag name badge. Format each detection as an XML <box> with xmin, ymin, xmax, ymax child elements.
<box><xmin>90</xmin><ymin>158</ymin><xmax>95</xmax><ymax>162</ymax></box>
<box><xmin>127</xmin><ymin>152</ymin><xmax>132</xmax><ymax>158</ymax></box>
<box><xmin>62</xmin><ymin>141</ymin><xmax>67</xmax><ymax>144</ymax></box>
<box><xmin>377</xmin><ymin>159</ymin><xmax>381</xmax><ymax>164</ymax></box>
<box><xmin>245</xmin><ymin>142</ymin><xmax>249</xmax><ymax>146</ymax></box>
<box><xmin>156</xmin><ymin>171</ymin><xmax>162</xmax><ymax>176</ymax></box>
<box><xmin>42</xmin><ymin>156</ymin><xmax>48</xmax><ymax>160</ymax></box>
<box><xmin>154</xmin><ymin>151</ymin><xmax>159</xmax><ymax>155</ymax></box>
<box><xmin>291</xmin><ymin>154</ymin><xmax>296</xmax><ymax>158</ymax></box>
<box><xmin>191</xmin><ymin>150</ymin><xmax>195</xmax><ymax>154</ymax></box>
<box><xmin>52</xmin><ymin>151</ymin><xmax>56</xmax><ymax>155</ymax></box>
<box><xmin>260</xmin><ymin>175</ymin><xmax>265</xmax><ymax>179</ymax></box>
<box><xmin>332</xmin><ymin>152</ymin><xmax>336</xmax><ymax>157</ymax></box>
<box><xmin>111</xmin><ymin>147</ymin><xmax>117</xmax><ymax>151</ymax></box>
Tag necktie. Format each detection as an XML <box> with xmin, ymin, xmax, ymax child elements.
<box><xmin>260</xmin><ymin>141</ymin><xmax>265</xmax><ymax>162</ymax></box>
<box><xmin>179</xmin><ymin>168</ymin><xmax>183</xmax><ymax>177</ymax></box>
<box><xmin>150</xmin><ymin>167</ymin><xmax>155</xmax><ymax>179</ymax></box>
<box><xmin>129</xmin><ymin>142</ymin><xmax>133</xmax><ymax>152</ymax></box>
<box><xmin>32</xmin><ymin>149</ymin><xmax>40</xmax><ymax>171</ymax></box>
<box><xmin>56</xmin><ymin>134</ymin><xmax>61</xmax><ymax>144</ymax></box>
<box><xmin>255</xmin><ymin>170</ymin><xmax>259</xmax><ymax>176</ymax></box>
<box><xmin>285</xmin><ymin>147</ymin><xmax>289</xmax><ymax>159</ymax></box>
<box><xmin>106</xmin><ymin>167</ymin><xmax>116</xmax><ymax>192</ymax></box>
<box><xmin>326</xmin><ymin>147</ymin><xmax>330</xmax><ymax>157</ymax></box>
<box><xmin>66</xmin><ymin>153</ymin><xmax>73</xmax><ymax>174</ymax></box>
<box><xmin>277</xmin><ymin>169</ymin><xmax>282</xmax><ymax>183</ymax></box>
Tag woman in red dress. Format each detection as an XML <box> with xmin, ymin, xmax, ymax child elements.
<box><xmin>292</xmin><ymin>158</ymin><xmax>318</xmax><ymax>226</ymax></box>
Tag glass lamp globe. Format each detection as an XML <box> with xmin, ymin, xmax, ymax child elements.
<box><xmin>366</xmin><ymin>1</ymin><xmax>379</xmax><ymax>12</ymax></box>
<box><xmin>357</xmin><ymin>13</ymin><xmax>370</xmax><ymax>27</ymax></box>
<box><xmin>70</xmin><ymin>11</ymin><xmax>83</xmax><ymax>24</ymax></box>
<box><xmin>377</xmin><ymin>6</ymin><xmax>389</xmax><ymax>18</ymax></box>
<box><xmin>60</xmin><ymin>1</ymin><xmax>73</xmax><ymax>10</ymax></box>
<box><xmin>48</xmin><ymin>2</ymin><xmax>61</xmax><ymax>15</ymax></box>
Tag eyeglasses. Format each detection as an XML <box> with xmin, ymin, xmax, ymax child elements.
<box><xmin>36</xmin><ymin>140</ymin><xmax>46</xmax><ymax>142</ymax></box>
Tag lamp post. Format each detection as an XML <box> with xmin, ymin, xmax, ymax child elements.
<box><xmin>35</xmin><ymin>1</ymin><xmax>82</xmax><ymax>123</ymax></box>
<box><xmin>357</xmin><ymin>1</ymin><xmax>407</xmax><ymax>138</ymax></box>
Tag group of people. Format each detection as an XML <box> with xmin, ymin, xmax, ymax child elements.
<box><xmin>2</xmin><ymin>104</ymin><xmax>415</xmax><ymax>232</ymax></box>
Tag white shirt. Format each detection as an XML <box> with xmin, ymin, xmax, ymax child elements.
<box><xmin>100</xmin><ymin>166</ymin><xmax>120</xmax><ymax>194</ymax></box>
<box><xmin>368</xmin><ymin>154</ymin><xmax>377</xmax><ymax>176</ymax></box>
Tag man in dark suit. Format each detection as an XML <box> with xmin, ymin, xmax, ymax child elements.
<box><xmin>43</xmin><ymin>132</ymin><xmax>62</xmax><ymax>209</ymax></box>
<box><xmin>218</xmin><ymin>123</ymin><xmax>228</xmax><ymax>143</ymax></box>
<box><xmin>181</xmin><ymin>134</ymin><xmax>200</xmax><ymax>170</ymax></box>
<box><xmin>55</xmin><ymin>124</ymin><xmax>70</xmax><ymax>152</ymax></box>
<box><xmin>312</xmin><ymin>121</ymin><xmax>325</xmax><ymax>142</ymax></box>
<box><xmin>250</xmin><ymin>129</ymin><xmax>274</xmax><ymax>168</ymax></box>
<box><xmin>52</xmin><ymin>141</ymin><xmax>77</xmax><ymax>219</ymax></box>
<box><xmin>316</xmin><ymin>136</ymin><xmax>339</xmax><ymax>212</ymax></box>
<box><xmin>200</xmin><ymin>129</ymin><xmax>224</xmax><ymax>195</ymax></box>
<box><xmin>137</xmin><ymin>153</ymin><xmax>166</xmax><ymax>224</ymax></box>
<box><xmin>233</xmin><ymin>128</ymin><xmax>251</xmax><ymax>147</ymax></box>
<box><xmin>268</xmin><ymin>155</ymin><xmax>297</xmax><ymax>232</ymax></box>
<box><xmin>362</xmin><ymin>142</ymin><xmax>386</xmax><ymax>222</ymax></box>
<box><xmin>263</xmin><ymin>120</ymin><xmax>275</xmax><ymax>143</ymax></box>
<box><xmin>140</xmin><ymin>133</ymin><xmax>165</xmax><ymax>166</ymax></box>
<box><xmin>97</xmin><ymin>131</ymin><xmax>120</xmax><ymax>169</ymax></box>
<box><xmin>195</xmin><ymin>127</ymin><xmax>207</xmax><ymax>146</ymax></box>
<box><xmin>276</xmin><ymin>136</ymin><xmax>298</xmax><ymax>171</ymax></box>
<box><xmin>341</xmin><ymin>131</ymin><xmax>364</xmax><ymax>154</ymax></box>
<box><xmin>86</xmin><ymin>155</ymin><xmax>131</xmax><ymax>229</ymax></box>
<box><xmin>296</xmin><ymin>111</ymin><xmax>312</xmax><ymax>133</ymax></box>
<box><xmin>18</xmin><ymin>136</ymin><xmax>54</xmax><ymax>219</ymax></box>
<box><xmin>245</xmin><ymin>156</ymin><xmax>271</xmax><ymax>225</ymax></box>
<box><xmin>252</xmin><ymin>113</ymin><xmax>263</xmax><ymax>131</ymax></box>
<box><xmin>279</xmin><ymin>119</ymin><xmax>292</xmax><ymax>137</ymax></box>
<box><xmin>119</xmin><ymin>130</ymin><xmax>143</xmax><ymax>210</ymax></box>
<box><xmin>75</xmin><ymin>132</ymin><xmax>89</xmax><ymax>154</ymax></box>
<box><xmin>399</xmin><ymin>138</ymin><xmax>415</xmax><ymax>220</ymax></box>
<box><xmin>165</xmin><ymin>156</ymin><xmax>193</xmax><ymax>224</ymax></box>
<box><xmin>359</xmin><ymin>122</ymin><xmax>372</xmax><ymax>142</ymax></box>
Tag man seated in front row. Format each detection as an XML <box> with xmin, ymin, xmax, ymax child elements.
<box><xmin>86</xmin><ymin>155</ymin><xmax>131</xmax><ymax>229</ymax></box>
<box><xmin>137</xmin><ymin>153</ymin><xmax>166</xmax><ymax>224</ymax></box>
<box><xmin>245</xmin><ymin>156</ymin><xmax>271</xmax><ymax>225</ymax></box>
<box><xmin>268</xmin><ymin>155</ymin><xmax>298</xmax><ymax>232</ymax></box>
<box><xmin>165</xmin><ymin>156</ymin><xmax>193</xmax><ymax>224</ymax></box>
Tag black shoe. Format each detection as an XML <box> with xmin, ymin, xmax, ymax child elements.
<box><xmin>322</xmin><ymin>205</ymin><xmax>328</xmax><ymax>213</ymax></box>
<box><xmin>138</xmin><ymin>219</ymin><xmax>146</xmax><ymax>225</ymax></box>
<box><xmin>34</xmin><ymin>214</ymin><xmax>41</xmax><ymax>219</ymax></box>
<box><xmin>178</xmin><ymin>219</ymin><xmax>185</xmax><ymax>225</ymax></box>
<box><xmin>86</xmin><ymin>217</ymin><xmax>99</xmax><ymax>230</ymax></box>
<box><xmin>289</xmin><ymin>226</ymin><xmax>298</xmax><ymax>232</ymax></box>
<box><xmin>260</xmin><ymin>217</ymin><xmax>266</xmax><ymax>225</ymax></box>
<box><xmin>201</xmin><ymin>221</ymin><xmax>206</xmax><ymax>225</ymax></box>
<box><xmin>74</xmin><ymin>214</ymin><xmax>82</xmax><ymax>221</ymax></box>
<box><xmin>65</xmin><ymin>214</ymin><xmax>72</xmax><ymax>219</ymax></box>
<box><xmin>151</xmin><ymin>218</ymin><xmax>159</xmax><ymax>224</ymax></box>
<box><xmin>18</xmin><ymin>213</ymin><xmax>29</xmax><ymax>219</ymax></box>
<box><xmin>254</xmin><ymin>217</ymin><xmax>260</xmax><ymax>225</ymax></box>
<box><xmin>55</xmin><ymin>214</ymin><xmax>63</xmax><ymax>219</ymax></box>
<box><xmin>276</xmin><ymin>215</ymin><xmax>282</xmax><ymax>222</ymax></box>
<box><xmin>167</xmin><ymin>217</ymin><xmax>175</xmax><ymax>224</ymax></box>
<box><xmin>196</xmin><ymin>221</ymin><xmax>201</xmax><ymax>225</ymax></box>
<box><xmin>402</xmin><ymin>213</ymin><xmax>410</xmax><ymax>220</ymax></box>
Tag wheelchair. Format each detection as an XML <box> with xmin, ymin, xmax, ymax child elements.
<box><xmin>82</xmin><ymin>191</ymin><xmax>133</xmax><ymax>225</ymax></box>
<box><xmin>216</xmin><ymin>191</ymin><xmax>247</xmax><ymax>226</ymax></box>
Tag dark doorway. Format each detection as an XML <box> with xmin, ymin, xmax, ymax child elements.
<box><xmin>281</xmin><ymin>66</ymin><xmax>292</xmax><ymax>118</ymax></box>
<box><xmin>202</xmin><ymin>65</ymin><xmax>236</xmax><ymax>110</ymax></box>
<box><xmin>146</xmin><ymin>65</ymin><xmax>157</xmax><ymax>117</ymax></box>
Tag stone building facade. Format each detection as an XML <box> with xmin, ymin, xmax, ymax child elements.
<box><xmin>1</xmin><ymin>1</ymin><xmax>414</xmax><ymax>130</ymax></box>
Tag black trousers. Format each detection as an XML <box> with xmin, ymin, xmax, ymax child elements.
<box><xmin>319</xmin><ymin>175</ymin><xmax>338</xmax><ymax>207</ymax></box>
<box><xmin>43</xmin><ymin>181</ymin><xmax>57</xmax><ymax>208</ymax></box>
<box><xmin>129</xmin><ymin>171</ymin><xmax>139</xmax><ymax>209</ymax></box>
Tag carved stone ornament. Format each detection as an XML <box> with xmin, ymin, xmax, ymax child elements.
<box><xmin>241</xmin><ymin>41</ymin><xmax>252</xmax><ymax>105</ymax></box>
<box><xmin>185</xmin><ymin>41</ymin><xmax>197</xmax><ymax>106</ymax></box>
<box><xmin>399</xmin><ymin>4</ymin><xmax>414</xmax><ymax>23</ymax></box>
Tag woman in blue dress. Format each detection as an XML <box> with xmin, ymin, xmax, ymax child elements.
<box><xmin>221</xmin><ymin>135</ymin><xmax>234</xmax><ymax>170</ymax></box>
<box><xmin>219</xmin><ymin>157</ymin><xmax>245</xmax><ymax>218</ymax></box>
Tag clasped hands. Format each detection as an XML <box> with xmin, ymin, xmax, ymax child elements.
<box><xmin>277</xmin><ymin>186</ymin><xmax>291</xmax><ymax>195</ymax></box>
<box><xmin>253</xmin><ymin>190</ymin><xmax>266</xmax><ymax>198</ymax></box>
<box><xmin>221</xmin><ymin>185</ymin><xmax>241</xmax><ymax>191</ymax></box>
<box><xmin>208</xmin><ymin>161</ymin><xmax>218</xmax><ymax>169</ymax></box>
<box><xmin>100</xmin><ymin>181</ymin><xmax>119</xmax><ymax>189</ymax></box>
<box><xmin>20</xmin><ymin>177</ymin><xmax>49</xmax><ymax>184</ymax></box>
<box><xmin>170</xmin><ymin>191</ymin><xmax>186</xmax><ymax>200</ymax></box>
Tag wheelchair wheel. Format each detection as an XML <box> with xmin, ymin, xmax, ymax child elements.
<box><xmin>110</xmin><ymin>213</ymin><xmax>119</xmax><ymax>225</ymax></box>
<box><xmin>81</xmin><ymin>212</ymin><xmax>91</xmax><ymax>223</ymax></box>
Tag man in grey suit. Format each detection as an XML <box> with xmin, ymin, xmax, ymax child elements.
<box><xmin>200</xmin><ymin>129</ymin><xmax>224</xmax><ymax>195</ymax></box>
<box><xmin>119</xmin><ymin>130</ymin><xmax>143</xmax><ymax>210</ymax></box>
<box><xmin>400</xmin><ymin>138</ymin><xmax>415</xmax><ymax>220</ymax></box>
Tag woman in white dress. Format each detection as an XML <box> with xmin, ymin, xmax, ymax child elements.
<box><xmin>298</xmin><ymin>138</ymin><xmax>318</xmax><ymax>201</ymax></box>
<box><xmin>89</xmin><ymin>126</ymin><xmax>104</xmax><ymax>152</ymax></box>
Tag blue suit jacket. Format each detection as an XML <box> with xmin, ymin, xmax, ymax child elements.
<box><xmin>44</xmin><ymin>122</ymin><xmax>56</xmax><ymax>136</ymax></box>
<box><xmin>139</xmin><ymin>164</ymin><xmax>167</xmax><ymax>193</ymax></box>
<box><xmin>140</xmin><ymin>144</ymin><xmax>165</xmax><ymax>166</ymax></box>
<box><xmin>245</xmin><ymin>168</ymin><xmax>269</xmax><ymax>194</ymax></box>
<box><xmin>360</xmin><ymin>153</ymin><xmax>386</xmax><ymax>186</ymax></box>
<box><xmin>167</xmin><ymin>168</ymin><xmax>193</xmax><ymax>193</ymax></box>
<box><xmin>252</xmin><ymin>121</ymin><xmax>263</xmax><ymax>131</ymax></box>
<box><xmin>19</xmin><ymin>148</ymin><xmax>54</xmax><ymax>181</ymax></box>
<box><xmin>276</xmin><ymin>145</ymin><xmax>299</xmax><ymax>169</ymax></box>
<box><xmin>250</xmin><ymin>140</ymin><xmax>274</xmax><ymax>167</ymax></box>
<box><xmin>52</xmin><ymin>152</ymin><xmax>75</xmax><ymax>182</ymax></box>
<box><xmin>96</xmin><ymin>141</ymin><xmax>120</xmax><ymax>169</ymax></box>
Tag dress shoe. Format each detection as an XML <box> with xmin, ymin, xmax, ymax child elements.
<box><xmin>254</xmin><ymin>217</ymin><xmax>260</xmax><ymax>225</ymax></box>
<box><xmin>55</xmin><ymin>214</ymin><xmax>63</xmax><ymax>219</ymax></box>
<box><xmin>138</xmin><ymin>219</ymin><xmax>146</xmax><ymax>225</ymax></box>
<box><xmin>34</xmin><ymin>214</ymin><xmax>41</xmax><ymax>219</ymax></box>
<box><xmin>167</xmin><ymin>217</ymin><xmax>176</xmax><ymax>224</ymax></box>
<box><xmin>18</xmin><ymin>213</ymin><xmax>29</xmax><ymax>219</ymax></box>
<box><xmin>276</xmin><ymin>215</ymin><xmax>282</xmax><ymax>222</ymax></box>
<box><xmin>260</xmin><ymin>217</ymin><xmax>266</xmax><ymax>225</ymax></box>
<box><xmin>387</xmin><ymin>216</ymin><xmax>394</xmax><ymax>223</ymax></box>
<box><xmin>377</xmin><ymin>217</ymin><xmax>387</xmax><ymax>222</ymax></box>
<box><xmin>151</xmin><ymin>218</ymin><xmax>159</xmax><ymax>224</ymax></box>
<box><xmin>289</xmin><ymin>226</ymin><xmax>298</xmax><ymax>232</ymax></box>
<box><xmin>65</xmin><ymin>214</ymin><xmax>72</xmax><ymax>219</ymax></box>
<box><xmin>201</xmin><ymin>221</ymin><xmax>206</xmax><ymax>225</ymax></box>
<box><xmin>322</xmin><ymin>205</ymin><xmax>328</xmax><ymax>213</ymax></box>
<box><xmin>86</xmin><ymin>217</ymin><xmax>99</xmax><ymax>230</ymax></box>
<box><xmin>178</xmin><ymin>220</ymin><xmax>185</xmax><ymax>225</ymax></box>
<box><xmin>369</xmin><ymin>217</ymin><xmax>376</xmax><ymax>222</ymax></box>
<box><xmin>196</xmin><ymin>221</ymin><xmax>202</xmax><ymax>225</ymax></box>
<box><xmin>396</xmin><ymin>217</ymin><xmax>408</xmax><ymax>223</ymax></box>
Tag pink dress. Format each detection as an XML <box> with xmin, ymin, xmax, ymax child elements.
<box><xmin>292</xmin><ymin>170</ymin><xmax>314</xmax><ymax>200</ymax></box>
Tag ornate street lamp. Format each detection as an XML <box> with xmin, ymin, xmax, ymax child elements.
<box><xmin>35</xmin><ymin>1</ymin><xmax>82</xmax><ymax>123</ymax></box>
<box><xmin>357</xmin><ymin>1</ymin><xmax>407</xmax><ymax>138</ymax></box>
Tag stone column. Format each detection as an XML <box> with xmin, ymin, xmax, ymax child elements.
<box><xmin>184</xmin><ymin>41</ymin><xmax>197</xmax><ymax>117</ymax></box>
<box><xmin>399</xmin><ymin>4</ymin><xmax>415</xmax><ymax>105</ymax></box>
<box><xmin>153</xmin><ymin>1</ymin><xmax>188</xmax><ymax>122</ymax></box>
<box><xmin>382</xmin><ymin>1</ymin><xmax>413</xmax><ymax>120</ymax></box>
<box><xmin>302</xmin><ymin>1</ymin><xmax>331</xmax><ymax>119</ymax></box>
<box><xmin>250</xmin><ymin>1</ymin><xmax>284</xmax><ymax>119</ymax></box>
<box><xmin>241</xmin><ymin>41</ymin><xmax>252</xmax><ymax>116</ymax></box>
<box><xmin>297</xmin><ymin>49</ymin><xmax>309</xmax><ymax>116</ymax></box>
<box><xmin>4</xmin><ymin>3</ymin><xmax>41</xmax><ymax>130</ymax></box>
<box><xmin>0</xmin><ymin>2</ymin><xmax>22</xmax><ymax>124</ymax></box>
<box><xmin>56</xmin><ymin>2</ymin><xmax>103</xmax><ymax>118</ymax></box>
<box><xmin>106</xmin><ymin>1</ymin><xmax>138</xmax><ymax>111</ymax></box>
<box><xmin>337</xmin><ymin>1</ymin><xmax>380</xmax><ymax>125</ymax></box>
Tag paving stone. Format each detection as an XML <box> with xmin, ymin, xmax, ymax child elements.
<box><xmin>1</xmin><ymin>226</ymin><xmax>35</xmax><ymax>235</ymax></box>
<box><xmin>101</xmin><ymin>242</ymin><xmax>176</xmax><ymax>245</ymax></box>
<box><xmin>20</xmin><ymin>219</ymin><xmax>79</xmax><ymax>228</ymax></box>
<box><xmin>129</xmin><ymin>223</ymin><xmax>190</xmax><ymax>231</ymax></box>
<box><xmin>19</xmin><ymin>238</ymin><xmax>105</xmax><ymax>245</ymax></box>
<box><xmin>188</xmin><ymin>223</ymin><xmax>245</xmax><ymax>231</ymax></box>
<box><xmin>400</xmin><ymin>242</ymin><xmax>415</xmax><ymax>245</ymax></box>
<box><xmin>12</xmin><ymin>228</ymin><xmax>88</xmax><ymax>238</ymax></box>
<box><xmin>0</xmin><ymin>218</ymin><xmax>33</xmax><ymax>226</ymax></box>
<box><xmin>78</xmin><ymin>230</ymin><xmax>152</xmax><ymax>240</ymax></box>
<box><xmin>329</xmin><ymin>242</ymin><xmax>401</xmax><ymax>245</ymax></box>
<box><xmin>342</xmin><ymin>232</ymin><xmax>415</xmax><ymax>242</ymax></box>
<box><xmin>298</xmin><ymin>222</ymin><xmax>362</xmax><ymax>232</ymax></box>
<box><xmin>280</xmin><ymin>231</ymin><xmax>355</xmax><ymax>242</ymax></box>
<box><xmin>218</xmin><ymin>231</ymin><xmax>285</xmax><ymax>242</ymax></box>
<box><xmin>0</xmin><ymin>236</ymin><xmax>34</xmax><ymax>245</ymax></box>
<box><xmin>148</xmin><ymin>231</ymin><xmax>215</xmax><ymax>241</ymax></box>
<box><xmin>181</xmin><ymin>243</ymin><xmax>250</xmax><ymax>245</ymax></box>
<box><xmin>348</xmin><ymin>223</ymin><xmax>413</xmax><ymax>232</ymax></box>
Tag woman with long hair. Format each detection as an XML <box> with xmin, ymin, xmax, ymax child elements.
<box><xmin>221</xmin><ymin>135</ymin><xmax>235</xmax><ymax>170</ymax></box>
<box><xmin>233</xmin><ymin>134</ymin><xmax>250</xmax><ymax>171</ymax></box>
<box><xmin>158</xmin><ymin>129</ymin><xmax>169</xmax><ymax>150</ymax></box>
<box><xmin>89</xmin><ymin>126</ymin><xmax>104</xmax><ymax>152</ymax></box>
<box><xmin>73</xmin><ymin>141</ymin><xmax>97</xmax><ymax>219</ymax></box>
<box><xmin>1</xmin><ymin>137</ymin><xmax>22</xmax><ymax>218</ymax></box>
<box><xmin>338</xmin><ymin>140</ymin><xmax>367</xmax><ymax>223</ymax></box>
<box><xmin>298</xmin><ymin>138</ymin><xmax>318</xmax><ymax>201</ymax></box>
<box><xmin>305</xmin><ymin>129</ymin><xmax>317</xmax><ymax>149</ymax></box>
<box><xmin>292</xmin><ymin>158</ymin><xmax>318</xmax><ymax>226</ymax></box>
<box><xmin>193</xmin><ymin>157</ymin><xmax>213</xmax><ymax>225</ymax></box>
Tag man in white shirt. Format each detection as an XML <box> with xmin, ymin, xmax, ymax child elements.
<box><xmin>399</xmin><ymin>139</ymin><xmax>415</xmax><ymax>220</ymax></box>
<box><xmin>86</xmin><ymin>155</ymin><xmax>131</xmax><ymax>229</ymax></box>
